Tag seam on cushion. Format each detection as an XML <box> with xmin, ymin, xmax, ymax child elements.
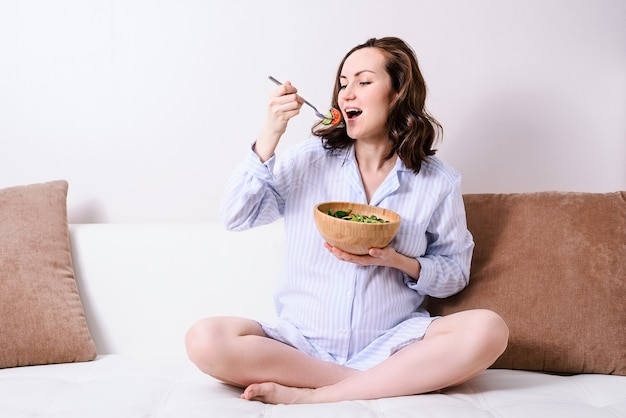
<box><xmin>568</xmin><ymin>375</ymin><xmax>626</xmax><ymax>411</ymax></box>
<box><xmin>462</xmin><ymin>376</ymin><xmax>490</xmax><ymax>410</ymax></box>
<box><xmin>569</xmin><ymin>377</ymin><xmax>600</xmax><ymax>408</ymax></box>
<box><xmin>150</xmin><ymin>364</ymin><xmax>185</xmax><ymax>416</ymax></box>
<box><xmin>44</xmin><ymin>360</ymin><xmax>97</xmax><ymax>415</ymax></box>
<box><xmin>607</xmin><ymin>405</ymin><xmax>626</xmax><ymax>418</ymax></box>
<box><xmin>465</xmin><ymin>373</ymin><xmax>509</xmax><ymax>418</ymax></box>
<box><xmin>371</xmin><ymin>398</ymin><xmax>387</xmax><ymax>418</ymax></box>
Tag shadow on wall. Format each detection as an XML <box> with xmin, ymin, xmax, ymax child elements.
<box><xmin>452</xmin><ymin>86</ymin><xmax>599</xmax><ymax>193</ymax></box>
<box><xmin>69</xmin><ymin>198</ymin><xmax>109</xmax><ymax>224</ymax></box>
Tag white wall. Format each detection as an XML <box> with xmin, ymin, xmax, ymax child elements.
<box><xmin>1</xmin><ymin>0</ymin><xmax>624</xmax><ymax>223</ymax></box>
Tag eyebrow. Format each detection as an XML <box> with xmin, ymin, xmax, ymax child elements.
<box><xmin>339</xmin><ymin>70</ymin><xmax>376</xmax><ymax>79</ymax></box>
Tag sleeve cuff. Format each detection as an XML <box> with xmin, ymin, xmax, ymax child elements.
<box><xmin>245</xmin><ymin>141</ymin><xmax>275</xmax><ymax>181</ymax></box>
<box><xmin>405</xmin><ymin>256</ymin><xmax>437</xmax><ymax>293</ymax></box>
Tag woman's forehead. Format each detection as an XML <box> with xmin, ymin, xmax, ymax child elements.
<box><xmin>341</xmin><ymin>48</ymin><xmax>386</xmax><ymax>78</ymax></box>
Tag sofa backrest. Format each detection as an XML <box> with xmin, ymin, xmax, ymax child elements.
<box><xmin>69</xmin><ymin>222</ymin><xmax>285</xmax><ymax>358</ymax></box>
<box><xmin>70</xmin><ymin>191</ymin><xmax>626</xmax><ymax>377</ymax></box>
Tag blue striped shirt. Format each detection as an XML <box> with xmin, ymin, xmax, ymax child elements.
<box><xmin>219</xmin><ymin>138</ymin><xmax>474</xmax><ymax>369</ymax></box>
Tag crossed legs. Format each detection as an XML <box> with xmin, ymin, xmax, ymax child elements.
<box><xmin>185</xmin><ymin>309</ymin><xmax>508</xmax><ymax>404</ymax></box>
<box><xmin>185</xmin><ymin>316</ymin><xmax>358</xmax><ymax>391</ymax></box>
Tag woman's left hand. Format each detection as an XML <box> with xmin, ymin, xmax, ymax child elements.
<box><xmin>323</xmin><ymin>242</ymin><xmax>422</xmax><ymax>279</ymax></box>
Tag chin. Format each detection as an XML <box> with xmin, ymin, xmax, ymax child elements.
<box><xmin>345</xmin><ymin>125</ymin><xmax>360</xmax><ymax>139</ymax></box>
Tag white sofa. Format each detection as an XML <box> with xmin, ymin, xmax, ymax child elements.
<box><xmin>1</xmin><ymin>220</ymin><xmax>625</xmax><ymax>417</ymax></box>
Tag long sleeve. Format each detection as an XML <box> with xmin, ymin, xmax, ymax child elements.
<box><xmin>219</xmin><ymin>144</ymin><xmax>287</xmax><ymax>231</ymax></box>
<box><xmin>407</xmin><ymin>175</ymin><xmax>474</xmax><ymax>298</ymax></box>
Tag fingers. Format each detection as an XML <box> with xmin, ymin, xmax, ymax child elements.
<box><xmin>323</xmin><ymin>242</ymin><xmax>372</xmax><ymax>264</ymax></box>
<box><xmin>278</xmin><ymin>80</ymin><xmax>298</xmax><ymax>96</ymax></box>
<box><xmin>323</xmin><ymin>243</ymin><xmax>397</xmax><ymax>267</ymax></box>
<box><xmin>255</xmin><ymin>81</ymin><xmax>305</xmax><ymax>161</ymax></box>
<box><xmin>268</xmin><ymin>81</ymin><xmax>304</xmax><ymax>122</ymax></box>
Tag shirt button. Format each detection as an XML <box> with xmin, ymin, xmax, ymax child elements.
<box><xmin>341</xmin><ymin>328</ymin><xmax>348</xmax><ymax>335</ymax></box>
<box><xmin>345</xmin><ymin>290</ymin><xmax>351</xmax><ymax>297</ymax></box>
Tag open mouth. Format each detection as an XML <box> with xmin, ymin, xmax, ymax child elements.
<box><xmin>345</xmin><ymin>108</ymin><xmax>363</xmax><ymax>120</ymax></box>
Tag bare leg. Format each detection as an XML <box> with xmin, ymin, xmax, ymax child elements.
<box><xmin>185</xmin><ymin>316</ymin><xmax>359</xmax><ymax>389</ymax></box>
<box><xmin>241</xmin><ymin>309</ymin><xmax>509</xmax><ymax>404</ymax></box>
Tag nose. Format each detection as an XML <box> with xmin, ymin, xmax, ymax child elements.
<box><xmin>339</xmin><ymin>83</ymin><xmax>356</xmax><ymax>102</ymax></box>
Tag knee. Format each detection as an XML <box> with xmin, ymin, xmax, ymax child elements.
<box><xmin>471</xmin><ymin>309</ymin><xmax>509</xmax><ymax>358</ymax></box>
<box><xmin>184</xmin><ymin>317</ymin><xmax>226</xmax><ymax>370</ymax></box>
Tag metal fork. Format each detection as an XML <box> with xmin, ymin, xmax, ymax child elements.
<box><xmin>268</xmin><ymin>75</ymin><xmax>327</xmax><ymax>120</ymax></box>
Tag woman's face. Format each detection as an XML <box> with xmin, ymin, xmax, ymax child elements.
<box><xmin>338</xmin><ymin>47</ymin><xmax>396</xmax><ymax>142</ymax></box>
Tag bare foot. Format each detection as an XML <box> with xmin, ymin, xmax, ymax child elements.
<box><xmin>240</xmin><ymin>382</ymin><xmax>317</xmax><ymax>404</ymax></box>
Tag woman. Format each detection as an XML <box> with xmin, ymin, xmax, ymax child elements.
<box><xmin>186</xmin><ymin>37</ymin><xmax>508</xmax><ymax>404</ymax></box>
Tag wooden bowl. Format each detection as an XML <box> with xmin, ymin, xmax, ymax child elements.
<box><xmin>314</xmin><ymin>201</ymin><xmax>401</xmax><ymax>255</ymax></box>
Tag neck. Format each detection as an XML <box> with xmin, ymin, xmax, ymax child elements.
<box><xmin>354</xmin><ymin>141</ymin><xmax>395</xmax><ymax>172</ymax></box>
<box><xmin>354</xmin><ymin>142</ymin><xmax>398</xmax><ymax>203</ymax></box>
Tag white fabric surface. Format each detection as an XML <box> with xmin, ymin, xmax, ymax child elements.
<box><xmin>0</xmin><ymin>222</ymin><xmax>624</xmax><ymax>417</ymax></box>
<box><xmin>1</xmin><ymin>355</ymin><xmax>625</xmax><ymax>417</ymax></box>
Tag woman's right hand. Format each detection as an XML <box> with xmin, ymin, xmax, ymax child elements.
<box><xmin>254</xmin><ymin>81</ymin><xmax>304</xmax><ymax>162</ymax></box>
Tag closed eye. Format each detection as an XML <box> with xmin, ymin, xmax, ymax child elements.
<box><xmin>339</xmin><ymin>81</ymin><xmax>371</xmax><ymax>90</ymax></box>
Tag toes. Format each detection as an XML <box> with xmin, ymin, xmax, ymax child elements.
<box><xmin>241</xmin><ymin>384</ymin><xmax>258</xmax><ymax>400</ymax></box>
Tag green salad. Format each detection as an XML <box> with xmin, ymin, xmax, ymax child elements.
<box><xmin>326</xmin><ymin>209</ymin><xmax>389</xmax><ymax>223</ymax></box>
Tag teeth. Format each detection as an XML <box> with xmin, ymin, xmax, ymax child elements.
<box><xmin>345</xmin><ymin>108</ymin><xmax>363</xmax><ymax>118</ymax></box>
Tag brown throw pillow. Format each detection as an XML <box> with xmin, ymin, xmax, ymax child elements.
<box><xmin>428</xmin><ymin>191</ymin><xmax>626</xmax><ymax>376</ymax></box>
<box><xmin>0</xmin><ymin>180</ymin><xmax>97</xmax><ymax>368</ymax></box>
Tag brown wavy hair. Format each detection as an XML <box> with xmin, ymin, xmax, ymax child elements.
<box><xmin>312</xmin><ymin>37</ymin><xmax>442</xmax><ymax>174</ymax></box>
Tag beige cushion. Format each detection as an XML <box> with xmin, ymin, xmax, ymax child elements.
<box><xmin>429</xmin><ymin>191</ymin><xmax>626</xmax><ymax>376</ymax></box>
<box><xmin>0</xmin><ymin>180</ymin><xmax>97</xmax><ymax>368</ymax></box>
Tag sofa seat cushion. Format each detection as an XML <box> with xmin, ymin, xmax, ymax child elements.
<box><xmin>0</xmin><ymin>355</ymin><xmax>625</xmax><ymax>417</ymax></box>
